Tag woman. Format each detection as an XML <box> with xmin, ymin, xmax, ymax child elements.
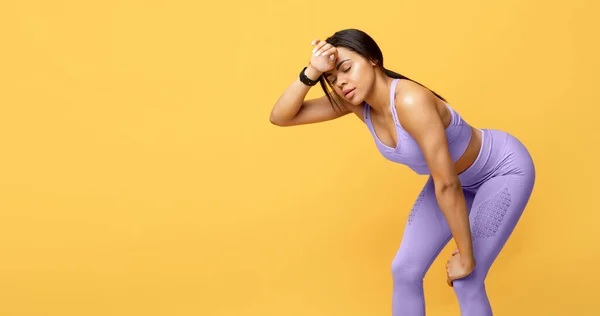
<box><xmin>269</xmin><ymin>28</ymin><xmax>535</xmax><ymax>316</ymax></box>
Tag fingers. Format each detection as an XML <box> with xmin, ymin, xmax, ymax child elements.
<box><xmin>446</xmin><ymin>258</ymin><xmax>455</xmax><ymax>287</ymax></box>
<box><xmin>446</xmin><ymin>264</ymin><xmax>454</xmax><ymax>287</ymax></box>
<box><xmin>322</xmin><ymin>47</ymin><xmax>337</xmax><ymax>58</ymax></box>
<box><xmin>316</xmin><ymin>44</ymin><xmax>334</xmax><ymax>56</ymax></box>
<box><xmin>446</xmin><ymin>271</ymin><xmax>454</xmax><ymax>287</ymax></box>
<box><xmin>312</xmin><ymin>39</ymin><xmax>325</xmax><ymax>53</ymax></box>
<box><xmin>311</xmin><ymin>39</ymin><xmax>337</xmax><ymax>63</ymax></box>
<box><xmin>314</xmin><ymin>42</ymin><xmax>333</xmax><ymax>57</ymax></box>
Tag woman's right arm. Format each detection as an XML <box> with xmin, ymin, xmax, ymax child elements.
<box><xmin>269</xmin><ymin>40</ymin><xmax>352</xmax><ymax>127</ymax></box>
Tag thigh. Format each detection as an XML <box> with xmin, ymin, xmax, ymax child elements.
<box><xmin>462</xmin><ymin>173</ymin><xmax>535</xmax><ymax>280</ymax></box>
<box><xmin>393</xmin><ymin>177</ymin><xmax>476</xmax><ymax>271</ymax></box>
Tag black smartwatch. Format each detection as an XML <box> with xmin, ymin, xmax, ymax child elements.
<box><xmin>299</xmin><ymin>67</ymin><xmax>319</xmax><ymax>86</ymax></box>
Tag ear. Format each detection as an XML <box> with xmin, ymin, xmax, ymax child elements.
<box><xmin>370</xmin><ymin>59</ymin><xmax>379</xmax><ymax>67</ymax></box>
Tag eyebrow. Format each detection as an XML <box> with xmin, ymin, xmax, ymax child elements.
<box><xmin>325</xmin><ymin>59</ymin><xmax>350</xmax><ymax>78</ymax></box>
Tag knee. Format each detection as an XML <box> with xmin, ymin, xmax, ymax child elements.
<box><xmin>391</xmin><ymin>255</ymin><xmax>425</xmax><ymax>285</ymax></box>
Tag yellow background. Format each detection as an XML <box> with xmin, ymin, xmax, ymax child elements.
<box><xmin>1</xmin><ymin>0</ymin><xmax>598</xmax><ymax>315</ymax></box>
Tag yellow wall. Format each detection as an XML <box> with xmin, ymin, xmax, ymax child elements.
<box><xmin>1</xmin><ymin>0</ymin><xmax>598</xmax><ymax>315</ymax></box>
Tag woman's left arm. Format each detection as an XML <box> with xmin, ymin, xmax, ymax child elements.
<box><xmin>394</xmin><ymin>86</ymin><xmax>475</xmax><ymax>272</ymax></box>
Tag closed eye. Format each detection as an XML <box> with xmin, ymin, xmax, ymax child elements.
<box><xmin>331</xmin><ymin>67</ymin><xmax>351</xmax><ymax>84</ymax></box>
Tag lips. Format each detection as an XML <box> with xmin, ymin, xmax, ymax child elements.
<box><xmin>343</xmin><ymin>88</ymin><xmax>355</xmax><ymax>98</ymax></box>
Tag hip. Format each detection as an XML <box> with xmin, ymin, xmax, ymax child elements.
<box><xmin>457</xmin><ymin>129</ymin><xmax>536</xmax><ymax>191</ymax></box>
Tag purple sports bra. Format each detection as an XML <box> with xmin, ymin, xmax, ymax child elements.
<box><xmin>363</xmin><ymin>78</ymin><xmax>472</xmax><ymax>175</ymax></box>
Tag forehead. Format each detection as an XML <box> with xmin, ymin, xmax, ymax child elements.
<box><xmin>325</xmin><ymin>47</ymin><xmax>362</xmax><ymax>76</ymax></box>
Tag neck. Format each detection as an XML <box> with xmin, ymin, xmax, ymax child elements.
<box><xmin>363</xmin><ymin>70</ymin><xmax>395</xmax><ymax>113</ymax></box>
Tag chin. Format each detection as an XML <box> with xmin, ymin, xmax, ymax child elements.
<box><xmin>349</xmin><ymin>98</ymin><xmax>362</xmax><ymax>106</ymax></box>
<box><xmin>350</xmin><ymin>91</ymin><xmax>364</xmax><ymax>105</ymax></box>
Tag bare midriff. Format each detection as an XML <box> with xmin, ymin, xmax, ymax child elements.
<box><xmin>455</xmin><ymin>126</ymin><xmax>482</xmax><ymax>175</ymax></box>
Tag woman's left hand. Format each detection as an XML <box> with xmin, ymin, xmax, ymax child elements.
<box><xmin>446</xmin><ymin>248</ymin><xmax>476</xmax><ymax>287</ymax></box>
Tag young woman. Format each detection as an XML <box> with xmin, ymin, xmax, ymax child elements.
<box><xmin>269</xmin><ymin>28</ymin><xmax>535</xmax><ymax>316</ymax></box>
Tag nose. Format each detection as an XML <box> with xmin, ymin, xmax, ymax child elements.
<box><xmin>336</xmin><ymin>77</ymin><xmax>348</xmax><ymax>89</ymax></box>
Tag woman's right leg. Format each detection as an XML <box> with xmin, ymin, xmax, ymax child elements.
<box><xmin>391</xmin><ymin>177</ymin><xmax>475</xmax><ymax>316</ymax></box>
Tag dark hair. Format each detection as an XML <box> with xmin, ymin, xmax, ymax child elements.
<box><xmin>318</xmin><ymin>29</ymin><xmax>446</xmax><ymax>112</ymax></box>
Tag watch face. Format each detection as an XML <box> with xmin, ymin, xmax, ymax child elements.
<box><xmin>300</xmin><ymin>68</ymin><xmax>317</xmax><ymax>85</ymax></box>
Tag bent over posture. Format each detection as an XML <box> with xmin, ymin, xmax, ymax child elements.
<box><xmin>270</xmin><ymin>28</ymin><xmax>535</xmax><ymax>316</ymax></box>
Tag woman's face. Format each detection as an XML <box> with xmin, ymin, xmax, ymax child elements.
<box><xmin>323</xmin><ymin>46</ymin><xmax>377</xmax><ymax>105</ymax></box>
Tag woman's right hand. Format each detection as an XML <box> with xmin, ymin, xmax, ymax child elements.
<box><xmin>308</xmin><ymin>39</ymin><xmax>338</xmax><ymax>74</ymax></box>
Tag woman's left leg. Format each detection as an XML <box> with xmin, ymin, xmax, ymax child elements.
<box><xmin>453</xmin><ymin>132</ymin><xmax>536</xmax><ymax>315</ymax></box>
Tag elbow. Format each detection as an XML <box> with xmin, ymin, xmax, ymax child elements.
<box><xmin>269</xmin><ymin>110</ymin><xmax>293</xmax><ymax>127</ymax></box>
<box><xmin>269</xmin><ymin>109</ymin><xmax>282</xmax><ymax>126</ymax></box>
<box><xmin>269</xmin><ymin>114</ymin><xmax>285</xmax><ymax>126</ymax></box>
<box><xmin>269</xmin><ymin>105</ymin><xmax>287</xmax><ymax>126</ymax></box>
<box><xmin>269</xmin><ymin>114</ymin><xmax>279</xmax><ymax>125</ymax></box>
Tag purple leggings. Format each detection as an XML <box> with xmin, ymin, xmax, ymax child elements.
<box><xmin>391</xmin><ymin>129</ymin><xmax>535</xmax><ymax>316</ymax></box>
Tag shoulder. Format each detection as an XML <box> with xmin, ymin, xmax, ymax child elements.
<box><xmin>393</xmin><ymin>79</ymin><xmax>438</xmax><ymax>112</ymax></box>
<box><xmin>392</xmin><ymin>79</ymin><xmax>444</xmax><ymax>134</ymax></box>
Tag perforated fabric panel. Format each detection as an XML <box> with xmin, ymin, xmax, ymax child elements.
<box><xmin>472</xmin><ymin>188</ymin><xmax>512</xmax><ymax>239</ymax></box>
